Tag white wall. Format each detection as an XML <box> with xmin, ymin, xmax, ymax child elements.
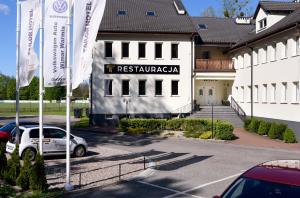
<box><xmin>92</xmin><ymin>34</ymin><xmax>192</xmax><ymax>115</ymax></box>
<box><xmin>232</xmin><ymin>30</ymin><xmax>300</xmax><ymax>122</ymax></box>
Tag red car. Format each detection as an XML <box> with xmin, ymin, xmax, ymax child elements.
<box><xmin>0</xmin><ymin>121</ymin><xmax>38</xmax><ymax>142</ymax></box>
<box><xmin>214</xmin><ymin>160</ymin><xmax>300</xmax><ymax>198</ymax></box>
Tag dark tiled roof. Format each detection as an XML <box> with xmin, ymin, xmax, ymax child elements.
<box><xmin>232</xmin><ymin>7</ymin><xmax>300</xmax><ymax>50</ymax></box>
<box><xmin>254</xmin><ymin>1</ymin><xmax>300</xmax><ymax>18</ymax></box>
<box><xmin>99</xmin><ymin>0</ymin><xmax>196</xmax><ymax>34</ymax></box>
<box><xmin>191</xmin><ymin>17</ymin><xmax>254</xmax><ymax>44</ymax></box>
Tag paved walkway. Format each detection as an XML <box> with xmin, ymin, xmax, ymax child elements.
<box><xmin>230</xmin><ymin>128</ymin><xmax>300</xmax><ymax>151</ymax></box>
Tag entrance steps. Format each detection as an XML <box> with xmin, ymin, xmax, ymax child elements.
<box><xmin>189</xmin><ymin>106</ymin><xmax>244</xmax><ymax>128</ymax></box>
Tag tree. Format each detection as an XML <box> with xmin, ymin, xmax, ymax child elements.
<box><xmin>201</xmin><ymin>6</ymin><xmax>216</xmax><ymax>17</ymax></box>
<box><xmin>220</xmin><ymin>0</ymin><xmax>251</xmax><ymax>18</ymax></box>
<box><xmin>6</xmin><ymin>77</ymin><xmax>16</xmax><ymax>100</ymax></box>
<box><xmin>45</xmin><ymin>86</ymin><xmax>66</xmax><ymax>101</ymax></box>
<box><xmin>28</xmin><ymin>77</ymin><xmax>39</xmax><ymax>100</ymax></box>
<box><xmin>0</xmin><ymin>73</ymin><xmax>10</xmax><ymax>100</ymax></box>
<box><xmin>72</xmin><ymin>82</ymin><xmax>89</xmax><ymax>99</ymax></box>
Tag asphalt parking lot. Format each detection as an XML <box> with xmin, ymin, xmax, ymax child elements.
<box><xmin>2</xmin><ymin>116</ymin><xmax>300</xmax><ymax>198</ymax></box>
<box><xmin>68</xmin><ymin>130</ymin><xmax>300</xmax><ymax>198</ymax></box>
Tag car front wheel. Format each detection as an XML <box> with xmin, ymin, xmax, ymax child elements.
<box><xmin>74</xmin><ymin>145</ymin><xmax>86</xmax><ymax>157</ymax></box>
<box><xmin>22</xmin><ymin>148</ymin><xmax>36</xmax><ymax>161</ymax></box>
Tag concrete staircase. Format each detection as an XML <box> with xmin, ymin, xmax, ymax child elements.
<box><xmin>189</xmin><ymin>106</ymin><xmax>244</xmax><ymax>128</ymax></box>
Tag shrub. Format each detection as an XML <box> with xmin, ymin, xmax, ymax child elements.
<box><xmin>120</xmin><ymin>119</ymin><xmax>167</xmax><ymax>132</ymax></box>
<box><xmin>199</xmin><ymin>131</ymin><xmax>212</xmax><ymax>139</ymax></box>
<box><xmin>283</xmin><ymin>128</ymin><xmax>298</xmax><ymax>143</ymax></box>
<box><xmin>127</xmin><ymin>127</ymin><xmax>146</xmax><ymax>135</ymax></box>
<box><xmin>268</xmin><ymin>123</ymin><xmax>287</xmax><ymax>140</ymax></box>
<box><xmin>183</xmin><ymin>131</ymin><xmax>202</xmax><ymax>138</ymax></box>
<box><xmin>248</xmin><ymin>118</ymin><xmax>261</xmax><ymax>133</ymax></box>
<box><xmin>4</xmin><ymin>145</ymin><xmax>20</xmax><ymax>185</ymax></box>
<box><xmin>258</xmin><ymin>121</ymin><xmax>271</xmax><ymax>136</ymax></box>
<box><xmin>214</xmin><ymin>121</ymin><xmax>235</xmax><ymax>140</ymax></box>
<box><xmin>0</xmin><ymin>142</ymin><xmax>7</xmax><ymax>179</ymax></box>
<box><xmin>165</xmin><ymin>119</ymin><xmax>186</xmax><ymax>130</ymax></box>
<box><xmin>182</xmin><ymin>119</ymin><xmax>211</xmax><ymax>133</ymax></box>
<box><xmin>17</xmin><ymin>149</ymin><xmax>32</xmax><ymax>190</ymax></box>
<box><xmin>244</xmin><ymin>118</ymin><xmax>252</xmax><ymax>130</ymax></box>
<box><xmin>29</xmin><ymin>153</ymin><xmax>48</xmax><ymax>192</ymax></box>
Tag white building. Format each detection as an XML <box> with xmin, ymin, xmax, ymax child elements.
<box><xmin>230</xmin><ymin>1</ymin><xmax>300</xmax><ymax>135</ymax></box>
<box><xmin>90</xmin><ymin>0</ymin><xmax>300</xmax><ymax>137</ymax></box>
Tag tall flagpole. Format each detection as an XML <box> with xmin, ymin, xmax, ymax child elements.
<box><xmin>39</xmin><ymin>0</ymin><xmax>44</xmax><ymax>155</ymax></box>
<box><xmin>65</xmin><ymin>0</ymin><xmax>73</xmax><ymax>191</ymax></box>
<box><xmin>15</xmin><ymin>0</ymin><xmax>21</xmax><ymax>145</ymax></box>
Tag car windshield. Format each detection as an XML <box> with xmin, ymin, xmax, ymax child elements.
<box><xmin>0</xmin><ymin>123</ymin><xmax>15</xmax><ymax>132</ymax></box>
<box><xmin>222</xmin><ymin>177</ymin><xmax>300</xmax><ymax>198</ymax></box>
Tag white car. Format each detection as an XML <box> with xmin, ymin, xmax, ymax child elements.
<box><xmin>6</xmin><ymin>125</ymin><xmax>88</xmax><ymax>160</ymax></box>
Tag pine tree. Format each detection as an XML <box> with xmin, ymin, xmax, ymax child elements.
<box><xmin>29</xmin><ymin>153</ymin><xmax>48</xmax><ymax>192</ymax></box>
<box><xmin>0</xmin><ymin>142</ymin><xmax>7</xmax><ymax>179</ymax></box>
<box><xmin>4</xmin><ymin>145</ymin><xmax>20</xmax><ymax>185</ymax></box>
<box><xmin>16</xmin><ymin>150</ymin><xmax>32</xmax><ymax>190</ymax></box>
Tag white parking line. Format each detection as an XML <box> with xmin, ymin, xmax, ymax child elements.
<box><xmin>136</xmin><ymin>180</ymin><xmax>204</xmax><ymax>198</ymax></box>
<box><xmin>163</xmin><ymin>173</ymin><xmax>242</xmax><ymax>198</ymax></box>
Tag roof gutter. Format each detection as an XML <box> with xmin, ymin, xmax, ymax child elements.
<box><xmin>229</xmin><ymin>21</ymin><xmax>300</xmax><ymax>53</ymax></box>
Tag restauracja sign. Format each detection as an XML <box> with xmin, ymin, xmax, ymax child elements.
<box><xmin>104</xmin><ymin>64</ymin><xmax>180</xmax><ymax>75</ymax></box>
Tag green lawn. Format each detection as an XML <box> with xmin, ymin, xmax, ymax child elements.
<box><xmin>0</xmin><ymin>102</ymin><xmax>88</xmax><ymax>117</ymax></box>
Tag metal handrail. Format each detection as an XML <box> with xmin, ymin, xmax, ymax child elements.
<box><xmin>172</xmin><ymin>102</ymin><xmax>193</xmax><ymax>114</ymax></box>
<box><xmin>230</xmin><ymin>96</ymin><xmax>246</xmax><ymax>121</ymax></box>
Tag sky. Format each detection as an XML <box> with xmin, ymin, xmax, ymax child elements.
<box><xmin>0</xmin><ymin>0</ymin><xmax>262</xmax><ymax>77</ymax></box>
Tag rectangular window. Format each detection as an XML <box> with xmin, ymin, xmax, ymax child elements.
<box><xmin>171</xmin><ymin>80</ymin><xmax>179</xmax><ymax>96</ymax></box>
<box><xmin>271</xmin><ymin>83</ymin><xmax>276</xmax><ymax>103</ymax></box>
<box><xmin>240</xmin><ymin>86</ymin><xmax>244</xmax><ymax>102</ymax></box>
<box><xmin>254</xmin><ymin>85</ymin><xmax>258</xmax><ymax>103</ymax></box>
<box><xmin>138</xmin><ymin>80</ymin><xmax>146</xmax><ymax>96</ymax></box>
<box><xmin>262</xmin><ymin>84</ymin><xmax>267</xmax><ymax>103</ymax></box>
<box><xmin>202</xmin><ymin>51</ymin><xmax>210</xmax><ymax>59</ymax></box>
<box><xmin>105</xmin><ymin>42</ymin><xmax>112</xmax><ymax>58</ymax></box>
<box><xmin>297</xmin><ymin>36</ymin><xmax>300</xmax><ymax>55</ymax></box>
<box><xmin>283</xmin><ymin>40</ymin><xmax>288</xmax><ymax>58</ymax></box>
<box><xmin>281</xmin><ymin>82</ymin><xmax>287</xmax><ymax>103</ymax></box>
<box><xmin>122</xmin><ymin>80</ymin><xmax>130</xmax><ymax>96</ymax></box>
<box><xmin>155</xmin><ymin>80</ymin><xmax>163</xmax><ymax>96</ymax></box>
<box><xmin>292</xmin><ymin>82</ymin><xmax>299</xmax><ymax>103</ymax></box>
<box><xmin>171</xmin><ymin>43</ymin><xmax>179</xmax><ymax>59</ymax></box>
<box><xmin>247</xmin><ymin>86</ymin><xmax>251</xmax><ymax>102</ymax></box>
<box><xmin>138</xmin><ymin>43</ymin><xmax>146</xmax><ymax>58</ymax></box>
<box><xmin>121</xmin><ymin>42</ymin><xmax>129</xmax><ymax>58</ymax></box>
<box><xmin>271</xmin><ymin>43</ymin><xmax>276</xmax><ymax>61</ymax></box>
<box><xmin>259</xmin><ymin>18</ymin><xmax>267</xmax><ymax>29</ymax></box>
<box><xmin>263</xmin><ymin>46</ymin><xmax>267</xmax><ymax>63</ymax></box>
<box><xmin>155</xmin><ymin>43</ymin><xmax>162</xmax><ymax>59</ymax></box>
<box><xmin>104</xmin><ymin>79</ymin><xmax>113</xmax><ymax>96</ymax></box>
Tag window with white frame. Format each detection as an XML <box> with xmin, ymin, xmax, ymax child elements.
<box><xmin>253</xmin><ymin>50</ymin><xmax>258</xmax><ymax>65</ymax></box>
<box><xmin>271</xmin><ymin>83</ymin><xmax>276</xmax><ymax>103</ymax></box>
<box><xmin>281</xmin><ymin>82</ymin><xmax>287</xmax><ymax>103</ymax></box>
<box><xmin>104</xmin><ymin>79</ymin><xmax>113</xmax><ymax>96</ymax></box>
<box><xmin>262</xmin><ymin>46</ymin><xmax>267</xmax><ymax>63</ymax></box>
<box><xmin>238</xmin><ymin>55</ymin><xmax>244</xmax><ymax>69</ymax></box>
<box><xmin>262</xmin><ymin>84</ymin><xmax>267</xmax><ymax>103</ymax></box>
<box><xmin>240</xmin><ymin>86</ymin><xmax>244</xmax><ymax>102</ymax></box>
<box><xmin>254</xmin><ymin>85</ymin><xmax>258</xmax><ymax>102</ymax></box>
<box><xmin>282</xmin><ymin>40</ymin><xmax>288</xmax><ymax>58</ymax></box>
<box><xmin>292</xmin><ymin>82</ymin><xmax>299</xmax><ymax>103</ymax></box>
<box><xmin>270</xmin><ymin>43</ymin><xmax>276</xmax><ymax>61</ymax></box>
<box><xmin>247</xmin><ymin>86</ymin><xmax>251</xmax><ymax>102</ymax></box>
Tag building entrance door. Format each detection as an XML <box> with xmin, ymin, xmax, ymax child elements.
<box><xmin>198</xmin><ymin>86</ymin><xmax>215</xmax><ymax>106</ymax></box>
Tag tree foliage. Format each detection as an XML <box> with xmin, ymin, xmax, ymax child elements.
<box><xmin>220</xmin><ymin>0</ymin><xmax>251</xmax><ymax>18</ymax></box>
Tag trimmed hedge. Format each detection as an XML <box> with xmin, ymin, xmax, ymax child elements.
<box><xmin>215</xmin><ymin>120</ymin><xmax>235</xmax><ymax>140</ymax></box>
<box><xmin>283</xmin><ymin>128</ymin><xmax>298</xmax><ymax>143</ymax></box>
<box><xmin>268</xmin><ymin>123</ymin><xmax>287</xmax><ymax>140</ymax></box>
<box><xmin>120</xmin><ymin>118</ymin><xmax>234</xmax><ymax>140</ymax></box>
<box><xmin>244</xmin><ymin>118</ymin><xmax>252</xmax><ymax>131</ymax></box>
<box><xmin>248</xmin><ymin>118</ymin><xmax>261</xmax><ymax>133</ymax></box>
<box><xmin>199</xmin><ymin>131</ymin><xmax>212</xmax><ymax>139</ymax></box>
<box><xmin>258</xmin><ymin>121</ymin><xmax>271</xmax><ymax>135</ymax></box>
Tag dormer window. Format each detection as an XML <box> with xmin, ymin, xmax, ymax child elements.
<box><xmin>198</xmin><ymin>24</ymin><xmax>208</xmax><ymax>30</ymax></box>
<box><xmin>117</xmin><ymin>10</ymin><xmax>127</xmax><ymax>16</ymax></box>
<box><xmin>146</xmin><ymin>11</ymin><xmax>156</xmax><ymax>16</ymax></box>
<box><xmin>259</xmin><ymin>18</ymin><xmax>267</xmax><ymax>30</ymax></box>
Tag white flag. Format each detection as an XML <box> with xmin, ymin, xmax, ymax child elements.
<box><xmin>19</xmin><ymin>0</ymin><xmax>40</xmax><ymax>87</ymax></box>
<box><xmin>72</xmin><ymin>0</ymin><xmax>106</xmax><ymax>89</ymax></box>
<box><xmin>44</xmin><ymin>0</ymin><xmax>69</xmax><ymax>87</ymax></box>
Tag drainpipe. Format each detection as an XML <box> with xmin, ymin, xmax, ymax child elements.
<box><xmin>191</xmin><ymin>34</ymin><xmax>195</xmax><ymax>113</ymax></box>
<box><xmin>246</xmin><ymin>44</ymin><xmax>254</xmax><ymax>119</ymax></box>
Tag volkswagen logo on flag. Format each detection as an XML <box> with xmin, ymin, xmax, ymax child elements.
<box><xmin>53</xmin><ymin>0</ymin><xmax>68</xmax><ymax>13</ymax></box>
